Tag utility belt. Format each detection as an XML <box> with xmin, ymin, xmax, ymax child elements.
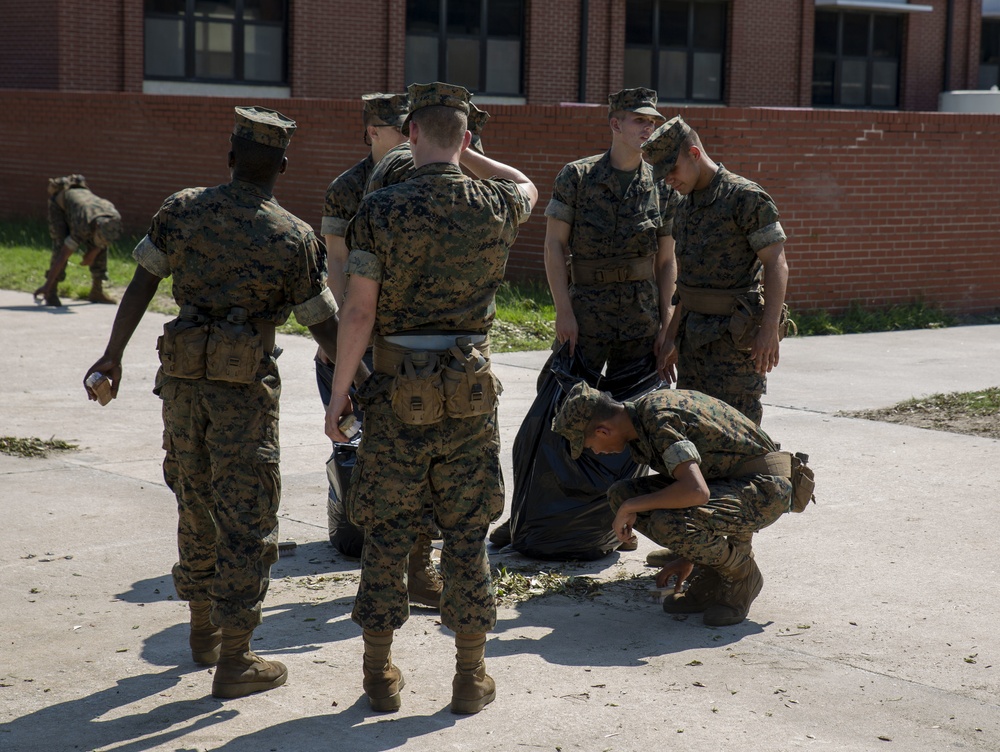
<box><xmin>570</xmin><ymin>254</ymin><xmax>655</xmax><ymax>286</ymax></box>
<box><xmin>157</xmin><ymin>305</ymin><xmax>276</xmax><ymax>385</ymax></box>
<box><xmin>735</xmin><ymin>450</ymin><xmax>816</xmax><ymax>513</ymax></box>
<box><xmin>372</xmin><ymin>331</ymin><xmax>500</xmax><ymax>425</ymax></box>
<box><xmin>676</xmin><ymin>283</ymin><xmax>793</xmax><ymax>350</ymax></box>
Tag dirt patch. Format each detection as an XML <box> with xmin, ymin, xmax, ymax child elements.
<box><xmin>845</xmin><ymin>388</ymin><xmax>1000</xmax><ymax>439</ymax></box>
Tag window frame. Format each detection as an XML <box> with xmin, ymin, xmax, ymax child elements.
<box><xmin>623</xmin><ymin>0</ymin><xmax>729</xmax><ymax>104</ymax></box>
<box><xmin>404</xmin><ymin>0</ymin><xmax>525</xmax><ymax>97</ymax></box>
<box><xmin>143</xmin><ymin>0</ymin><xmax>289</xmax><ymax>86</ymax></box>
<box><xmin>812</xmin><ymin>9</ymin><xmax>903</xmax><ymax>109</ymax></box>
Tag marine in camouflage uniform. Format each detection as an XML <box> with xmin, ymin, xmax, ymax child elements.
<box><xmin>327</xmin><ymin>82</ymin><xmax>536</xmax><ymax>714</ymax></box>
<box><xmin>318</xmin><ymin>93</ymin><xmax>445</xmax><ymax>608</ymax></box>
<box><xmin>552</xmin><ymin>382</ymin><xmax>793</xmax><ymax>626</ymax></box>
<box><xmin>43</xmin><ymin>175</ymin><xmax>122</xmax><ymax>305</ymax></box>
<box><xmin>543</xmin><ymin>88</ymin><xmax>678</xmax><ymax>380</ymax></box>
<box><xmin>642</xmin><ymin>117</ymin><xmax>789</xmax><ymax>426</ymax></box>
<box><xmin>86</xmin><ymin>107</ymin><xmax>343</xmax><ymax>699</ymax></box>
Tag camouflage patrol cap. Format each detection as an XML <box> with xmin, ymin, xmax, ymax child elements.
<box><xmin>362</xmin><ymin>92</ymin><xmax>410</xmax><ymax>128</ymax></box>
<box><xmin>642</xmin><ymin>116</ymin><xmax>692</xmax><ymax>179</ymax></box>
<box><xmin>608</xmin><ymin>87</ymin><xmax>666</xmax><ymax>121</ymax></box>
<box><xmin>232</xmin><ymin>106</ymin><xmax>296</xmax><ymax>149</ymax></box>
<box><xmin>468</xmin><ymin>102</ymin><xmax>490</xmax><ymax>154</ymax></box>
<box><xmin>551</xmin><ymin>381</ymin><xmax>605</xmax><ymax>460</ymax></box>
<box><xmin>401</xmin><ymin>81</ymin><xmax>472</xmax><ymax>135</ymax></box>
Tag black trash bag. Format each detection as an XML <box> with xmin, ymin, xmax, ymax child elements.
<box><xmin>509</xmin><ymin>346</ymin><xmax>664</xmax><ymax>561</ymax></box>
<box><xmin>326</xmin><ymin>430</ymin><xmax>364</xmax><ymax>558</ymax></box>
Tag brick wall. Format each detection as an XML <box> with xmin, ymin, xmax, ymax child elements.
<box><xmin>1</xmin><ymin>91</ymin><xmax>998</xmax><ymax>315</ymax></box>
<box><xmin>0</xmin><ymin>1</ymin><xmax>987</xmax><ymax>110</ymax></box>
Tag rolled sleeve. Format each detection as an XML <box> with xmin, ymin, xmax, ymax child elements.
<box><xmin>661</xmin><ymin>440</ymin><xmax>701</xmax><ymax>477</ymax></box>
<box><xmin>292</xmin><ymin>286</ymin><xmax>339</xmax><ymax>327</ymax></box>
<box><xmin>132</xmin><ymin>235</ymin><xmax>170</xmax><ymax>278</ymax></box>
<box><xmin>544</xmin><ymin>197</ymin><xmax>574</xmax><ymax>224</ymax></box>
<box><xmin>748</xmin><ymin>221</ymin><xmax>786</xmax><ymax>253</ymax></box>
<box><xmin>63</xmin><ymin>235</ymin><xmax>80</xmax><ymax>252</ymax></box>
<box><xmin>347</xmin><ymin>249</ymin><xmax>383</xmax><ymax>283</ymax></box>
<box><xmin>321</xmin><ymin>215</ymin><xmax>349</xmax><ymax>237</ymax></box>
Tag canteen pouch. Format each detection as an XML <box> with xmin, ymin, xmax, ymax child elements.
<box><xmin>390</xmin><ymin>352</ymin><xmax>445</xmax><ymax>425</ymax></box>
<box><xmin>790</xmin><ymin>452</ymin><xmax>816</xmax><ymax>513</ymax></box>
<box><xmin>443</xmin><ymin>345</ymin><xmax>501</xmax><ymax>419</ymax></box>
<box><xmin>157</xmin><ymin>316</ymin><xmax>209</xmax><ymax>379</ymax></box>
<box><xmin>728</xmin><ymin>292</ymin><xmax>792</xmax><ymax>351</ymax></box>
<box><xmin>205</xmin><ymin>312</ymin><xmax>263</xmax><ymax>385</ymax></box>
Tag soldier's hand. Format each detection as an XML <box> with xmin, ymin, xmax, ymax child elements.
<box><xmin>655</xmin><ymin>557</ymin><xmax>694</xmax><ymax>593</ymax></box>
<box><xmin>654</xmin><ymin>329</ymin><xmax>677</xmax><ymax>383</ymax></box>
<box><xmin>554</xmin><ymin>310</ymin><xmax>579</xmax><ymax>358</ymax></box>
<box><xmin>84</xmin><ymin>356</ymin><xmax>122</xmax><ymax>400</ymax></box>
<box><xmin>612</xmin><ymin>506</ymin><xmax>637</xmax><ymax>543</ymax></box>
<box><xmin>750</xmin><ymin>324</ymin><xmax>780</xmax><ymax>374</ymax></box>
<box><xmin>325</xmin><ymin>393</ymin><xmax>355</xmax><ymax>442</ymax></box>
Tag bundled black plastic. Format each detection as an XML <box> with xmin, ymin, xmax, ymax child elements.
<box><xmin>326</xmin><ymin>430</ymin><xmax>364</xmax><ymax>558</ymax></box>
<box><xmin>509</xmin><ymin>346</ymin><xmax>664</xmax><ymax>561</ymax></box>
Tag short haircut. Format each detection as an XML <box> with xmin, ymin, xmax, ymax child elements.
<box><xmin>230</xmin><ymin>134</ymin><xmax>285</xmax><ymax>182</ymax></box>
<box><xmin>585</xmin><ymin>391</ymin><xmax>623</xmax><ymax>435</ymax></box>
<box><xmin>411</xmin><ymin>105</ymin><xmax>468</xmax><ymax>149</ymax></box>
<box><xmin>681</xmin><ymin>130</ymin><xmax>703</xmax><ymax>151</ymax></box>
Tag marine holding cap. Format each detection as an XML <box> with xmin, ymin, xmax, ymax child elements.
<box><xmin>326</xmin><ymin>81</ymin><xmax>538</xmax><ymax>715</ymax></box>
<box><xmin>551</xmin><ymin>381</ymin><xmax>813</xmax><ymax>627</ymax></box>
<box><xmin>84</xmin><ymin>105</ymin><xmax>366</xmax><ymax>700</ymax></box>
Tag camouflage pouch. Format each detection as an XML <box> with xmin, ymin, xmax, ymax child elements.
<box><xmin>790</xmin><ymin>452</ymin><xmax>816</xmax><ymax>513</ymax></box>
<box><xmin>158</xmin><ymin>316</ymin><xmax>209</xmax><ymax>379</ymax></box>
<box><xmin>728</xmin><ymin>293</ymin><xmax>792</xmax><ymax>351</ymax></box>
<box><xmin>442</xmin><ymin>345</ymin><xmax>501</xmax><ymax>419</ymax></box>
<box><xmin>205</xmin><ymin>311</ymin><xmax>263</xmax><ymax>385</ymax></box>
<box><xmin>390</xmin><ymin>352</ymin><xmax>445</xmax><ymax>425</ymax></box>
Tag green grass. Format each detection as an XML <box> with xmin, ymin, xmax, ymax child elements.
<box><xmin>0</xmin><ymin>436</ymin><xmax>78</xmax><ymax>458</ymax></box>
<box><xmin>877</xmin><ymin>388</ymin><xmax>1000</xmax><ymax>418</ymax></box>
<box><xmin>4</xmin><ymin>219</ymin><xmax>998</xmax><ymax>349</ymax></box>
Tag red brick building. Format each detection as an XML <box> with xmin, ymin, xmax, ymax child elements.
<box><xmin>2</xmin><ymin>1</ymin><xmax>999</xmax><ymax>314</ymax></box>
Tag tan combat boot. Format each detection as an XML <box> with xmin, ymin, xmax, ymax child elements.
<box><xmin>189</xmin><ymin>600</ymin><xmax>222</xmax><ymax>665</ymax></box>
<box><xmin>87</xmin><ymin>279</ymin><xmax>116</xmax><ymax>304</ymax></box>
<box><xmin>662</xmin><ymin>567</ymin><xmax>722</xmax><ymax>614</ymax></box>
<box><xmin>407</xmin><ymin>534</ymin><xmax>443</xmax><ymax>608</ymax></box>
<box><xmin>362</xmin><ymin>630</ymin><xmax>405</xmax><ymax>712</ymax></box>
<box><xmin>451</xmin><ymin>632</ymin><xmax>495</xmax><ymax>714</ymax></box>
<box><xmin>702</xmin><ymin>545</ymin><xmax>764</xmax><ymax>627</ymax></box>
<box><xmin>211</xmin><ymin>627</ymin><xmax>287</xmax><ymax>699</ymax></box>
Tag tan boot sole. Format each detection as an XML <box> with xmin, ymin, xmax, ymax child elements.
<box><xmin>211</xmin><ymin>665</ymin><xmax>288</xmax><ymax>699</ymax></box>
<box><xmin>451</xmin><ymin>687</ymin><xmax>496</xmax><ymax>715</ymax></box>
<box><xmin>367</xmin><ymin>674</ymin><xmax>405</xmax><ymax>712</ymax></box>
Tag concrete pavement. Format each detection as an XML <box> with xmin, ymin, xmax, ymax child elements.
<box><xmin>1</xmin><ymin>287</ymin><xmax>998</xmax><ymax>752</ymax></box>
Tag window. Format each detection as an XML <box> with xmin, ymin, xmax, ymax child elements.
<box><xmin>405</xmin><ymin>0</ymin><xmax>524</xmax><ymax>96</ymax></box>
<box><xmin>812</xmin><ymin>11</ymin><xmax>901</xmax><ymax>108</ymax></box>
<box><xmin>144</xmin><ymin>0</ymin><xmax>287</xmax><ymax>84</ymax></box>
<box><xmin>980</xmin><ymin>20</ymin><xmax>1000</xmax><ymax>89</ymax></box>
<box><xmin>624</xmin><ymin>0</ymin><xmax>727</xmax><ymax>103</ymax></box>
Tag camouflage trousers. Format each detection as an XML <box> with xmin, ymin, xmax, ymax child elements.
<box><xmin>608</xmin><ymin>473</ymin><xmax>791</xmax><ymax>568</ymax></box>
<box><xmin>676</xmin><ymin>314</ymin><xmax>766</xmax><ymax>425</ymax></box>
<box><xmin>160</xmin><ymin>369</ymin><xmax>281</xmax><ymax>631</ymax></box>
<box><xmin>349</xmin><ymin>395</ymin><xmax>503</xmax><ymax>633</ymax></box>
<box><xmin>569</xmin><ymin>280</ymin><xmax>659</xmax><ymax>379</ymax></box>
<box><xmin>48</xmin><ymin>242</ymin><xmax>108</xmax><ymax>282</ymax></box>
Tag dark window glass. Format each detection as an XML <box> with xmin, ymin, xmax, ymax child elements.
<box><xmin>812</xmin><ymin>10</ymin><xmax>901</xmax><ymax>108</ymax></box>
<box><xmin>979</xmin><ymin>19</ymin><xmax>1000</xmax><ymax>89</ymax></box>
<box><xmin>627</xmin><ymin>0</ymin><xmax>727</xmax><ymax>103</ymax></box>
<box><xmin>625</xmin><ymin>0</ymin><xmax>654</xmax><ymax>46</ymax></box>
<box><xmin>405</xmin><ymin>0</ymin><xmax>524</xmax><ymax>96</ymax></box>
<box><xmin>144</xmin><ymin>0</ymin><xmax>287</xmax><ymax>84</ymax></box>
<box><xmin>406</xmin><ymin>0</ymin><xmax>439</xmax><ymax>33</ymax></box>
<box><xmin>814</xmin><ymin>11</ymin><xmax>838</xmax><ymax>55</ymax></box>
